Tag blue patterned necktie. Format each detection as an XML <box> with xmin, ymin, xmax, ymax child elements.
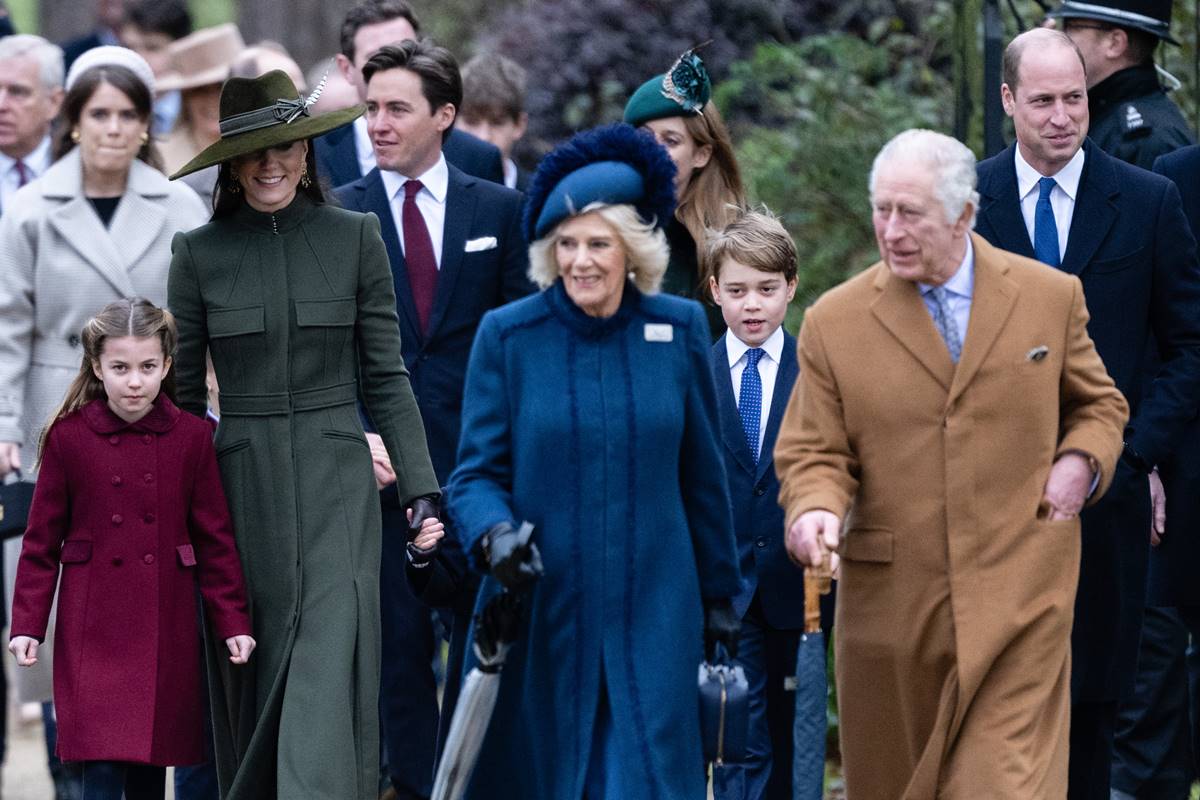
<box><xmin>739</xmin><ymin>348</ymin><xmax>764</xmax><ymax>463</ymax></box>
<box><xmin>928</xmin><ymin>287</ymin><xmax>962</xmax><ymax>363</ymax></box>
<box><xmin>1034</xmin><ymin>176</ymin><xmax>1061</xmax><ymax>268</ymax></box>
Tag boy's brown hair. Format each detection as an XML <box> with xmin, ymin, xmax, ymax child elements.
<box><xmin>460</xmin><ymin>52</ymin><xmax>526</xmax><ymax>124</ymax></box>
<box><xmin>704</xmin><ymin>207</ymin><xmax>798</xmax><ymax>284</ymax></box>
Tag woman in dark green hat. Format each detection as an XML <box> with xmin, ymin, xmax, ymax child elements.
<box><xmin>624</xmin><ymin>49</ymin><xmax>746</xmax><ymax>337</ymax></box>
<box><xmin>166</xmin><ymin>70</ymin><xmax>441</xmax><ymax>800</ymax></box>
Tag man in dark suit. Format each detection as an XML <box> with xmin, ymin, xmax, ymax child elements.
<box><xmin>316</xmin><ymin>0</ymin><xmax>504</xmax><ymax>190</ymax></box>
<box><xmin>975</xmin><ymin>28</ymin><xmax>1200</xmax><ymax>800</ymax></box>
<box><xmin>335</xmin><ymin>39</ymin><xmax>531</xmax><ymax>800</ymax></box>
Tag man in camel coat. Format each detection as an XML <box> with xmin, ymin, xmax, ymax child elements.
<box><xmin>776</xmin><ymin>128</ymin><xmax>1129</xmax><ymax>798</ymax></box>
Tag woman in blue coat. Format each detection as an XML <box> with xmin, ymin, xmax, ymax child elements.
<box><xmin>447</xmin><ymin>124</ymin><xmax>741</xmax><ymax>799</ymax></box>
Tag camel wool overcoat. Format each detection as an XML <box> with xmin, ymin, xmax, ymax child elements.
<box><xmin>775</xmin><ymin>234</ymin><xmax>1129</xmax><ymax>799</ymax></box>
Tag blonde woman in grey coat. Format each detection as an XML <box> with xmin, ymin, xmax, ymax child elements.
<box><xmin>0</xmin><ymin>47</ymin><xmax>206</xmax><ymax>729</ymax></box>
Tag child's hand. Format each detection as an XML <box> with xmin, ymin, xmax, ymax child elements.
<box><xmin>9</xmin><ymin>636</ymin><xmax>38</xmax><ymax>666</ymax></box>
<box><xmin>226</xmin><ymin>635</ymin><xmax>256</xmax><ymax>665</ymax></box>
<box><xmin>406</xmin><ymin>508</ymin><xmax>445</xmax><ymax>553</ymax></box>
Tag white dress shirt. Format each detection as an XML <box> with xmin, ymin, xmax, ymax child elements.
<box><xmin>503</xmin><ymin>157</ymin><xmax>518</xmax><ymax>190</ymax></box>
<box><xmin>728</xmin><ymin>325</ymin><xmax>785</xmax><ymax>459</ymax></box>
<box><xmin>353</xmin><ymin>116</ymin><xmax>377</xmax><ymax>177</ymax></box>
<box><xmin>917</xmin><ymin>235</ymin><xmax>975</xmax><ymax>345</ymax></box>
<box><xmin>0</xmin><ymin>135</ymin><xmax>51</xmax><ymax>214</ymax></box>
<box><xmin>1015</xmin><ymin>145</ymin><xmax>1085</xmax><ymax>263</ymax></box>
<box><xmin>380</xmin><ymin>154</ymin><xmax>449</xmax><ymax>268</ymax></box>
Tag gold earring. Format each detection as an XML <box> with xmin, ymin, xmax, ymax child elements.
<box><xmin>228</xmin><ymin>168</ymin><xmax>241</xmax><ymax>194</ymax></box>
<box><xmin>300</xmin><ymin>166</ymin><xmax>311</xmax><ymax>189</ymax></box>
<box><xmin>140</xmin><ymin>131</ymin><xmax>150</xmax><ymax>145</ymax></box>
<box><xmin>70</xmin><ymin>129</ymin><xmax>81</xmax><ymax>143</ymax></box>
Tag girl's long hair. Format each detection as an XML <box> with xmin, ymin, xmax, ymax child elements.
<box><xmin>676</xmin><ymin>102</ymin><xmax>746</xmax><ymax>279</ymax></box>
<box><xmin>37</xmin><ymin>297</ymin><xmax>178</xmax><ymax>466</ymax></box>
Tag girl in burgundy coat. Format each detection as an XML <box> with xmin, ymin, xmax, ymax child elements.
<box><xmin>8</xmin><ymin>298</ymin><xmax>254</xmax><ymax>800</ymax></box>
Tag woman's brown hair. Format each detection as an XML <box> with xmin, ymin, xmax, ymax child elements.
<box><xmin>53</xmin><ymin>65</ymin><xmax>162</xmax><ymax>170</ymax></box>
<box><xmin>677</xmin><ymin>102</ymin><xmax>746</xmax><ymax>280</ymax></box>
<box><xmin>38</xmin><ymin>297</ymin><xmax>178</xmax><ymax>465</ymax></box>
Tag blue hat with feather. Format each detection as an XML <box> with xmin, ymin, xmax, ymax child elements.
<box><xmin>524</xmin><ymin>123</ymin><xmax>677</xmax><ymax>241</ymax></box>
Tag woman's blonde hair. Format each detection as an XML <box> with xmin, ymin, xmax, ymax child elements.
<box><xmin>676</xmin><ymin>102</ymin><xmax>745</xmax><ymax>265</ymax></box>
<box><xmin>528</xmin><ymin>202</ymin><xmax>670</xmax><ymax>294</ymax></box>
<box><xmin>38</xmin><ymin>298</ymin><xmax>178</xmax><ymax>465</ymax></box>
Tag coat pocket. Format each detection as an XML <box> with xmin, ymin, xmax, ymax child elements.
<box><xmin>296</xmin><ymin>296</ymin><xmax>356</xmax><ymax>327</ymax></box>
<box><xmin>60</xmin><ymin>540</ymin><xmax>92</xmax><ymax>564</ymax></box>
<box><xmin>1087</xmin><ymin>248</ymin><xmax>1143</xmax><ymax>275</ymax></box>
<box><xmin>321</xmin><ymin>429</ymin><xmax>369</xmax><ymax>450</ymax></box>
<box><xmin>215</xmin><ymin>438</ymin><xmax>251</xmax><ymax>459</ymax></box>
<box><xmin>176</xmin><ymin>543</ymin><xmax>197</xmax><ymax>567</ymax></box>
<box><xmin>208</xmin><ymin>305</ymin><xmax>266</xmax><ymax>338</ymax></box>
<box><xmin>841</xmin><ymin>527</ymin><xmax>893</xmax><ymax>563</ymax></box>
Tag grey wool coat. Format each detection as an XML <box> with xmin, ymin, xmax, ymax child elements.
<box><xmin>167</xmin><ymin>193</ymin><xmax>439</xmax><ymax>800</ymax></box>
<box><xmin>0</xmin><ymin>147</ymin><xmax>207</xmax><ymax>703</ymax></box>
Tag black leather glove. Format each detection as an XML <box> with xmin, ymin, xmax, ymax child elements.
<box><xmin>704</xmin><ymin>597</ymin><xmax>741</xmax><ymax>661</ymax></box>
<box><xmin>483</xmin><ymin>521</ymin><xmax>543</xmax><ymax>590</ymax></box>
<box><xmin>406</xmin><ymin>494</ymin><xmax>440</xmax><ymax>566</ymax></box>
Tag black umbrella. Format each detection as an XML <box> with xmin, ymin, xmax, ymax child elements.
<box><xmin>793</xmin><ymin>556</ymin><xmax>833</xmax><ymax>799</ymax></box>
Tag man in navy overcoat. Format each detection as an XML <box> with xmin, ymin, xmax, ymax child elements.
<box><xmin>974</xmin><ymin>28</ymin><xmax>1200</xmax><ymax>799</ymax></box>
<box><xmin>334</xmin><ymin>39</ymin><xmax>531</xmax><ymax>800</ymax></box>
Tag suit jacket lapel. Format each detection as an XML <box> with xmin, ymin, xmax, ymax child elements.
<box><xmin>977</xmin><ymin>144</ymin><xmax>1037</xmax><ymax>260</ymax></box>
<box><xmin>756</xmin><ymin>332</ymin><xmax>799</xmax><ymax>482</ymax></box>
<box><xmin>1060</xmin><ymin>141</ymin><xmax>1119</xmax><ymax>276</ymax></box>
<box><xmin>869</xmin><ymin>265</ymin><xmax>955</xmax><ymax>392</ymax></box>
<box><xmin>947</xmin><ymin>235</ymin><xmax>1019</xmax><ymax>406</ymax></box>
<box><xmin>711</xmin><ymin>336</ymin><xmax>757</xmax><ymax>477</ymax></box>
<box><xmin>426</xmin><ymin>166</ymin><xmax>474</xmax><ymax>338</ymax></box>
<box><xmin>361</xmin><ymin>169</ymin><xmax>421</xmax><ymax>339</ymax></box>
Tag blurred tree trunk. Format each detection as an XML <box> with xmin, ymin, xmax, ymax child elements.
<box><xmin>40</xmin><ymin>2</ymin><xmax>95</xmax><ymax>42</ymax></box>
<box><xmin>238</xmin><ymin>0</ymin><xmax>358</xmax><ymax>71</ymax></box>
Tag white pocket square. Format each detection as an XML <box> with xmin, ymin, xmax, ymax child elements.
<box><xmin>465</xmin><ymin>236</ymin><xmax>498</xmax><ymax>253</ymax></box>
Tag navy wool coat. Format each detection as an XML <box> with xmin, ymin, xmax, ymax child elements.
<box><xmin>448</xmin><ymin>281</ymin><xmax>741</xmax><ymax>800</ymax></box>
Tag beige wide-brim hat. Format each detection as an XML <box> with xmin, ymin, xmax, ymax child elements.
<box><xmin>157</xmin><ymin>23</ymin><xmax>246</xmax><ymax>93</ymax></box>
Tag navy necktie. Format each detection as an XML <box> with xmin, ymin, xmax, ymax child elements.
<box><xmin>402</xmin><ymin>179</ymin><xmax>438</xmax><ymax>333</ymax></box>
<box><xmin>739</xmin><ymin>348</ymin><xmax>764</xmax><ymax>463</ymax></box>
<box><xmin>1034</xmin><ymin>176</ymin><xmax>1060</xmax><ymax>268</ymax></box>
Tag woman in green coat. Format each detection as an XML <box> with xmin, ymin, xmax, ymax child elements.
<box><xmin>167</xmin><ymin>71</ymin><xmax>440</xmax><ymax>800</ymax></box>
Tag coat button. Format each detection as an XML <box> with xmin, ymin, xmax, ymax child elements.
<box><xmin>109</xmin><ymin>435</ymin><xmax>119</xmax><ymax>446</ymax></box>
<box><xmin>753</xmin><ymin>485</ymin><xmax>766</xmax><ymax>497</ymax></box>
<box><xmin>143</xmin><ymin>513</ymin><xmax>155</xmax><ymax>524</ymax></box>
<box><xmin>142</xmin><ymin>434</ymin><xmax>153</xmax><ymax>445</ymax></box>
<box><xmin>111</xmin><ymin>475</ymin><xmax>122</xmax><ymax>486</ymax></box>
<box><xmin>111</xmin><ymin>514</ymin><xmax>123</xmax><ymax>525</ymax></box>
<box><xmin>755</xmin><ymin>536</ymin><xmax>767</xmax><ymax>548</ymax></box>
<box><xmin>112</xmin><ymin>557</ymin><xmax>123</xmax><ymax>566</ymax></box>
<box><xmin>142</xmin><ymin>554</ymin><xmax>155</xmax><ymax>565</ymax></box>
<box><xmin>144</xmin><ymin>473</ymin><xmax>153</xmax><ymax>483</ymax></box>
<box><xmin>67</xmin><ymin>334</ymin><xmax>80</xmax><ymax>347</ymax></box>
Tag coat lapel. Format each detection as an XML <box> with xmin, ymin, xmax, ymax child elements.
<box><xmin>42</xmin><ymin>151</ymin><xmax>135</xmax><ymax>297</ymax></box>
<box><xmin>111</xmin><ymin>161</ymin><xmax>169</xmax><ymax>270</ymax></box>
<box><xmin>360</xmin><ymin>169</ymin><xmax>421</xmax><ymax>339</ymax></box>
<box><xmin>977</xmin><ymin>144</ymin><xmax>1037</xmax><ymax>260</ymax></box>
<box><xmin>947</xmin><ymin>235</ymin><xmax>1019</xmax><ymax>406</ymax></box>
<box><xmin>756</xmin><ymin>332</ymin><xmax>798</xmax><ymax>483</ymax></box>
<box><xmin>711</xmin><ymin>336</ymin><xmax>757</xmax><ymax>477</ymax></box>
<box><xmin>1060</xmin><ymin>141</ymin><xmax>1119</xmax><ymax>277</ymax></box>
<box><xmin>869</xmin><ymin>265</ymin><xmax>955</xmax><ymax>392</ymax></box>
<box><xmin>426</xmin><ymin>166</ymin><xmax>475</xmax><ymax>338</ymax></box>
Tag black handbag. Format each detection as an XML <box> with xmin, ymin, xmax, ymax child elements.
<box><xmin>0</xmin><ymin>469</ymin><xmax>34</xmax><ymax>540</ymax></box>
<box><xmin>698</xmin><ymin>643</ymin><xmax>750</xmax><ymax>765</ymax></box>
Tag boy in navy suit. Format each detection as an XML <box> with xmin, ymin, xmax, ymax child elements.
<box><xmin>707</xmin><ymin>210</ymin><xmax>807</xmax><ymax>800</ymax></box>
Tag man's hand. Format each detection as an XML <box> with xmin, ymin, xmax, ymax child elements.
<box><xmin>1042</xmin><ymin>453</ymin><xmax>1093</xmax><ymax>520</ymax></box>
<box><xmin>8</xmin><ymin>636</ymin><xmax>37</xmax><ymax>666</ymax></box>
<box><xmin>365</xmin><ymin>432</ymin><xmax>396</xmax><ymax>489</ymax></box>
<box><xmin>0</xmin><ymin>442</ymin><xmax>20</xmax><ymax>477</ymax></box>
<box><xmin>1149</xmin><ymin>468</ymin><xmax>1166</xmax><ymax>547</ymax></box>
<box><xmin>786</xmin><ymin>509</ymin><xmax>841</xmax><ymax>567</ymax></box>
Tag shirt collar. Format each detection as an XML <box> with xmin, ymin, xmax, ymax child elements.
<box><xmin>380</xmin><ymin>152</ymin><xmax>449</xmax><ymax>205</ymax></box>
<box><xmin>726</xmin><ymin>325</ymin><xmax>785</xmax><ymax>370</ymax></box>
<box><xmin>0</xmin><ymin>135</ymin><xmax>52</xmax><ymax>177</ymax></box>
<box><xmin>918</xmin><ymin>235</ymin><xmax>975</xmax><ymax>300</ymax></box>
<box><xmin>1014</xmin><ymin>144</ymin><xmax>1085</xmax><ymax>202</ymax></box>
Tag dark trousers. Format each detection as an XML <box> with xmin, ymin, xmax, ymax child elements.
<box><xmin>712</xmin><ymin>595</ymin><xmax>800</xmax><ymax>800</ymax></box>
<box><xmin>1068</xmin><ymin>700</ymin><xmax>1119</xmax><ymax>800</ymax></box>
<box><xmin>80</xmin><ymin>761</ymin><xmax>165</xmax><ymax>800</ymax></box>
<box><xmin>1110</xmin><ymin>605</ymin><xmax>1200</xmax><ymax>797</ymax></box>
<box><xmin>380</xmin><ymin>501</ymin><xmax>439</xmax><ymax>799</ymax></box>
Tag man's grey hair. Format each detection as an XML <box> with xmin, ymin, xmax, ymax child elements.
<box><xmin>0</xmin><ymin>35</ymin><xmax>65</xmax><ymax>90</ymax></box>
<box><xmin>869</xmin><ymin>129</ymin><xmax>979</xmax><ymax>228</ymax></box>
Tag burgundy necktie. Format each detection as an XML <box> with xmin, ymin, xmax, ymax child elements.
<box><xmin>14</xmin><ymin>160</ymin><xmax>29</xmax><ymax>187</ymax></box>
<box><xmin>402</xmin><ymin>179</ymin><xmax>438</xmax><ymax>333</ymax></box>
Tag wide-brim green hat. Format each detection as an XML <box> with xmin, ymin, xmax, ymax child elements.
<box><xmin>623</xmin><ymin>48</ymin><xmax>712</xmax><ymax>127</ymax></box>
<box><xmin>170</xmin><ymin>69</ymin><xmax>363</xmax><ymax>179</ymax></box>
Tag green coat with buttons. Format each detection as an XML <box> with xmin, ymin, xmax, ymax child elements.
<box><xmin>168</xmin><ymin>193</ymin><xmax>439</xmax><ymax>800</ymax></box>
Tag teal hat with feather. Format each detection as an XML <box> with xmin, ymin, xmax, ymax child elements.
<box><xmin>623</xmin><ymin>48</ymin><xmax>712</xmax><ymax>127</ymax></box>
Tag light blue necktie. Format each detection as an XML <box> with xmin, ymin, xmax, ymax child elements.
<box><xmin>1034</xmin><ymin>176</ymin><xmax>1061</xmax><ymax>268</ymax></box>
<box><xmin>739</xmin><ymin>348</ymin><xmax>764</xmax><ymax>463</ymax></box>
<box><xmin>928</xmin><ymin>287</ymin><xmax>962</xmax><ymax>363</ymax></box>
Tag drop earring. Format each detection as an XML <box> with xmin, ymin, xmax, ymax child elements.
<box><xmin>228</xmin><ymin>168</ymin><xmax>241</xmax><ymax>194</ymax></box>
<box><xmin>300</xmin><ymin>166</ymin><xmax>311</xmax><ymax>189</ymax></box>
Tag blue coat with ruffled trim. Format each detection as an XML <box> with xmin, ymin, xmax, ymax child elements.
<box><xmin>448</xmin><ymin>280</ymin><xmax>740</xmax><ymax>799</ymax></box>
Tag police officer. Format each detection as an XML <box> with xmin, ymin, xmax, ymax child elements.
<box><xmin>1052</xmin><ymin>0</ymin><xmax>1193</xmax><ymax>170</ymax></box>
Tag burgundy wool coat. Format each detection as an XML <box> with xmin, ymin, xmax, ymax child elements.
<box><xmin>10</xmin><ymin>397</ymin><xmax>252</xmax><ymax>765</ymax></box>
